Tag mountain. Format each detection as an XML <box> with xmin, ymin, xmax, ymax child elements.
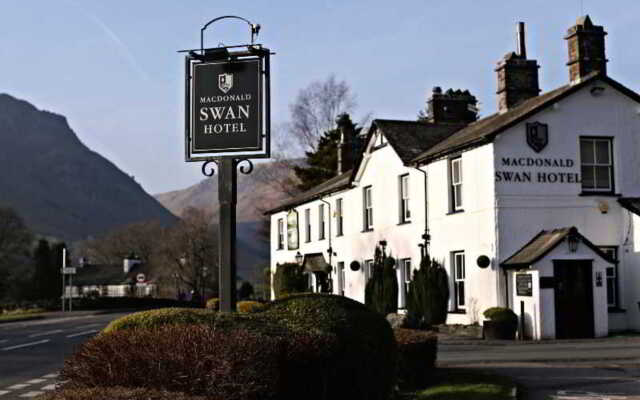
<box><xmin>0</xmin><ymin>93</ymin><xmax>177</xmax><ymax>240</ymax></box>
<box><xmin>155</xmin><ymin>159</ymin><xmax>300</xmax><ymax>221</ymax></box>
<box><xmin>155</xmin><ymin>160</ymin><xmax>301</xmax><ymax>287</ymax></box>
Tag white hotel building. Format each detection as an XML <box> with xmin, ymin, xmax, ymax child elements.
<box><xmin>267</xmin><ymin>16</ymin><xmax>640</xmax><ymax>339</ymax></box>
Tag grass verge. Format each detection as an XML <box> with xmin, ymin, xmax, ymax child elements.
<box><xmin>0</xmin><ymin>308</ymin><xmax>46</xmax><ymax>323</ymax></box>
<box><xmin>401</xmin><ymin>368</ymin><xmax>516</xmax><ymax>400</ymax></box>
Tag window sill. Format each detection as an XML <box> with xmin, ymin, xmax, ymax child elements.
<box><xmin>362</xmin><ymin>228</ymin><xmax>374</xmax><ymax>233</ymax></box>
<box><xmin>318</xmin><ymin>237</ymin><xmax>326</xmax><ymax>241</ymax></box>
<box><xmin>336</xmin><ymin>233</ymin><xmax>344</xmax><ymax>237</ymax></box>
<box><xmin>579</xmin><ymin>192</ymin><xmax>621</xmax><ymax>197</ymax></box>
<box><xmin>276</xmin><ymin>247</ymin><xmax>284</xmax><ymax>251</ymax></box>
<box><xmin>448</xmin><ymin>309</ymin><xmax>467</xmax><ymax>315</ymax></box>
<box><xmin>446</xmin><ymin>209</ymin><xmax>465</xmax><ymax>215</ymax></box>
<box><xmin>608</xmin><ymin>307</ymin><xmax>626</xmax><ymax>314</ymax></box>
<box><xmin>397</xmin><ymin>220</ymin><xmax>412</xmax><ymax>226</ymax></box>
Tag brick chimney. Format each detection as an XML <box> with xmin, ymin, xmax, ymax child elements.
<box><xmin>496</xmin><ymin>22</ymin><xmax>540</xmax><ymax>113</ymax></box>
<box><xmin>565</xmin><ymin>15</ymin><xmax>607</xmax><ymax>84</ymax></box>
<box><xmin>336</xmin><ymin>113</ymin><xmax>357</xmax><ymax>174</ymax></box>
<box><xmin>426</xmin><ymin>87</ymin><xmax>478</xmax><ymax>124</ymax></box>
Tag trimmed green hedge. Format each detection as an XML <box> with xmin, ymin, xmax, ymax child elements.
<box><xmin>205</xmin><ymin>298</ymin><xmax>219</xmax><ymax>310</ymax></box>
<box><xmin>102</xmin><ymin>308</ymin><xmax>215</xmax><ymax>333</ymax></box>
<box><xmin>64</xmin><ymin>294</ymin><xmax>397</xmax><ymax>400</ymax></box>
<box><xmin>237</xmin><ymin>300</ymin><xmax>266</xmax><ymax>313</ymax></box>
<box><xmin>394</xmin><ymin>328</ymin><xmax>438</xmax><ymax>389</ymax></box>
<box><xmin>483</xmin><ymin>307</ymin><xmax>518</xmax><ymax>325</ymax></box>
<box><xmin>265</xmin><ymin>293</ymin><xmax>397</xmax><ymax>400</ymax></box>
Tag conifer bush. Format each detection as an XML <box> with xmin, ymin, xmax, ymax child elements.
<box><xmin>365</xmin><ymin>246</ymin><xmax>398</xmax><ymax>316</ymax></box>
<box><xmin>102</xmin><ymin>308</ymin><xmax>215</xmax><ymax>333</ymax></box>
<box><xmin>273</xmin><ymin>262</ymin><xmax>308</xmax><ymax>299</ymax></box>
<box><xmin>406</xmin><ymin>254</ymin><xmax>450</xmax><ymax>328</ymax></box>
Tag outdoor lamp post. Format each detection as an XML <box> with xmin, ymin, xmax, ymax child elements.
<box><xmin>379</xmin><ymin>240</ymin><xmax>387</xmax><ymax>257</ymax></box>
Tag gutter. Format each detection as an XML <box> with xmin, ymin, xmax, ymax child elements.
<box><xmin>413</xmin><ymin>164</ymin><xmax>430</xmax><ymax>254</ymax></box>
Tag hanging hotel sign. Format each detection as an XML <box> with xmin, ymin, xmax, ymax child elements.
<box><xmin>184</xmin><ymin>46</ymin><xmax>270</xmax><ymax>161</ymax></box>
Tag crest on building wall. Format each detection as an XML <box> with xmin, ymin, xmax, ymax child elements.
<box><xmin>218</xmin><ymin>73</ymin><xmax>233</xmax><ymax>93</ymax></box>
<box><xmin>526</xmin><ymin>122</ymin><xmax>548</xmax><ymax>153</ymax></box>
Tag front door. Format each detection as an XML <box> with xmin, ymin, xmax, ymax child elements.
<box><xmin>553</xmin><ymin>260</ymin><xmax>595</xmax><ymax>339</ymax></box>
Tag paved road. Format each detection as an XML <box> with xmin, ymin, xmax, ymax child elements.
<box><xmin>438</xmin><ymin>338</ymin><xmax>640</xmax><ymax>399</ymax></box>
<box><xmin>0</xmin><ymin>311</ymin><xmax>130</xmax><ymax>399</ymax></box>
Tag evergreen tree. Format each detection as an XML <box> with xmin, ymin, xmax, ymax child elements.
<box><xmin>32</xmin><ymin>240</ymin><xmax>51</xmax><ymax>300</ymax></box>
<box><xmin>406</xmin><ymin>254</ymin><xmax>450</xmax><ymax>328</ymax></box>
<box><xmin>365</xmin><ymin>246</ymin><xmax>398</xmax><ymax>315</ymax></box>
<box><xmin>48</xmin><ymin>243</ymin><xmax>66</xmax><ymax>300</ymax></box>
<box><xmin>293</xmin><ymin>113</ymin><xmax>362</xmax><ymax>192</ymax></box>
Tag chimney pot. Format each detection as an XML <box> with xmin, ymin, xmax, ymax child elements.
<box><xmin>565</xmin><ymin>15</ymin><xmax>608</xmax><ymax>83</ymax></box>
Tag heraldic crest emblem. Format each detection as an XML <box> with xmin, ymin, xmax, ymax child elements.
<box><xmin>218</xmin><ymin>73</ymin><xmax>233</xmax><ymax>94</ymax></box>
<box><xmin>526</xmin><ymin>122</ymin><xmax>548</xmax><ymax>153</ymax></box>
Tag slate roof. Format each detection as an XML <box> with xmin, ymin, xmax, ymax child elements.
<box><xmin>71</xmin><ymin>263</ymin><xmax>150</xmax><ymax>286</ymax></box>
<box><xmin>501</xmin><ymin>227</ymin><xmax>616</xmax><ymax>269</ymax></box>
<box><xmin>265</xmin><ymin>170</ymin><xmax>353</xmax><ymax>214</ymax></box>
<box><xmin>372</xmin><ymin>119</ymin><xmax>465</xmax><ymax>163</ymax></box>
<box><xmin>619</xmin><ymin>197</ymin><xmax>640</xmax><ymax>216</ymax></box>
<box><xmin>411</xmin><ymin>73</ymin><xmax>640</xmax><ymax>164</ymax></box>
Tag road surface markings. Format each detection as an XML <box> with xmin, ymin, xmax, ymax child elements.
<box><xmin>7</xmin><ymin>384</ymin><xmax>30</xmax><ymax>390</ymax></box>
<box><xmin>41</xmin><ymin>384</ymin><xmax>56</xmax><ymax>391</ymax></box>
<box><xmin>19</xmin><ymin>391</ymin><xmax>43</xmax><ymax>398</ymax></box>
<box><xmin>41</xmin><ymin>374</ymin><xmax>58</xmax><ymax>379</ymax></box>
<box><xmin>553</xmin><ymin>390</ymin><xmax>629</xmax><ymax>399</ymax></box>
<box><xmin>0</xmin><ymin>390</ymin><xmax>9</xmax><ymax>396</ymax></box>
<box><xmin>26</xmin><ymin>379</ymin><xmax>46</xmax><ymax>385</ymax></box>
<box><xmin>0</xmin><ymin>339</ymin><xmax>8</xmax><ymax>344</ymax></box>
<box><xmin>1</xmin><ymin>339</ymin><xmax>49</xmax><ymax>351</ymax></box>
<box><xmin>28</xmin><ymin>329</ymin><xmax>63</xmax><ymax>338</ymax></box>
<box><xmin>75</xmin><ymin>323</ymin><xmax>101</xmax><ymax>329</ymax></box>
<box><xmin>66</xmin><ymin>329</ymin><xmax>99</xmax><ymax>338</ymax></box>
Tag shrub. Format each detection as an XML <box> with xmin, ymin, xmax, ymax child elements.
<box><xmin>238</xmin><ymin>281</ymin><xmax>254</xmax><ymax>300</ymax></box>
<box><xmin>483</xmin><ymin>307</ymin><xmax>518</xmax><ymax>325</ymax></box>
<box><xmin>65</xmin><ymin>294</ymin><xmax>397</xmax><ymax>400</ymax></box>
<box><xmin>102</xmin><ymin>308</ymin><xmax>215</xmax><ymax>333</ymax></box>
<box><xmin>265</xmin><ymin>293</ymin><xmax>397</xmax><ymax>400</ymax></box>
<box><xmin>394</xmin><ymin>328</ymin><xmax>438</xmax><ymax>389</ymax></box>
<box><xmin>205</xmin><ymin>298</ymin><xmax>219</xmax><ymax>310</ymax></box>
<box><xmin>40</xmin><ymin>387</ymin><xmax>207</xmax><ymax>400</ymax></box>
<box><xmin>237</xmin><ymin>300</ymin><xmax>266</xmax><ymax>313</ymax></box>
<box><xmin>365</xmin><ymin>246</ymin><xmax>398</xmax><ymax>315</ymax></box>
<box><xmin>60</xmin><ymin>324</ymin><xmax>284</xmax><ymax>400</ymax></box>
<box><xmin>69</xmin><ymin>297</ymin><xmax>201</xmax><ymax>311</ymax></box>
<box><xmin>406</xmin><ymin>254</ymin><xmax>449</xmax><ymax>328</ymax></box>
<box><xmin>272</xmin><ymin>262</ymin><xmax>307</xmax><ymax>299</ymax></box>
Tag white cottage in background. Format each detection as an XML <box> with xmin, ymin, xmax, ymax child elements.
<box><xmin>267</xmin><ymin>16</ymin><xmax>640</xmax><ymax>339</ymax></box>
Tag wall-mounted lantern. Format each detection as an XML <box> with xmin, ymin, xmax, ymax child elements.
<box><xmin>295</xmin><ymin>251</ymin><xmax>304</xmax><ymax>266</ymax></box>
<box><xmin>567</xmin><ymin>228</ymin><xmax>580</xmax><ymax>253</ymax></box>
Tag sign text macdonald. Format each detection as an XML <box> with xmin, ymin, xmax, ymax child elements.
<box><xmin>495</xmin><ymin>157</ymin><xmax>580</xmax><ymax>184</ymax></box>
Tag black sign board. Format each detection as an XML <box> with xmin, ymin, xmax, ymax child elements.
<box><xmin>516</xmin><ymin>273</ymin><xmax>533</xmax><ymax>296</ymax></box>
<box><xmin>192</xmin><ymin>59</ymin><xmax>262</xmax><ymax>153</ymax></box>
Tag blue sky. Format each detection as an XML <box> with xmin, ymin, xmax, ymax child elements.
<box><xmin>1</xmin><ymin>1</ymin><xmax>638</xmax><ymax>194</ymax></box>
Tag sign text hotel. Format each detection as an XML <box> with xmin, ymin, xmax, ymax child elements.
<box><xmin>495</xmin><ymin>157</ymin><xmax>581</xmax><ymax>184</ymax></box>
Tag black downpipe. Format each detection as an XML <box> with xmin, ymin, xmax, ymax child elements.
<box><xmin>413</xmin><ymin>165</ymin><xmax>430</xmax><ymax>255</ymax></box>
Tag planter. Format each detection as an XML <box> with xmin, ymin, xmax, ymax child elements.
<box><xmin>483</xmin><ymin>320</ymin><xmax>516</xmax><ymax>340</ymax></box>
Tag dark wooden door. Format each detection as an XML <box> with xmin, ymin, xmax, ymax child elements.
<box><xmin>553</xmin><ymin>260</ymin><xmax>595</xmax><ymax>339</ymax></box>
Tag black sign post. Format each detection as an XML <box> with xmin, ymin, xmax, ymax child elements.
<box><xmin>181</xmin><ymin>16</ymin><xmax>271</xmax><ymax>312</ymax></box>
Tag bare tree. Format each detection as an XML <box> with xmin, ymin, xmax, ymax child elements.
<box><xmin>154</xmin><ymin>207</ymin><xmax>218</xmax><ymax>299</ymax></box>
<box><xmin>288</xmin><ymin>74</ymin><xmax>357</xmax><ymax>152</ymax></box>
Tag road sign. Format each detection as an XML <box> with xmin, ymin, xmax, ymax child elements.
<box><xmin>62</xmin><ymin>267</ymin><xmax>76</xmax><ymax>274</ymax></box>
<box><xmin>136</xmin><ymin>273</ymin><xmax>146</xmax><ymax>283</ymax></box>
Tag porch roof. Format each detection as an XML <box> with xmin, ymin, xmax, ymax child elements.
<box><xmin>619</xmin><ymin>197</ymin><xmax>640</xmax><ymax>216</ymax></box>
<box><xmin>501</xmin><ymin>227</ymin><xmax>617</xmax><ymax>269</ymax></box>
<box><xmin>302</xmin><ymin>253</ymin><xmax>330</xmax><ymax>273</ymax></box>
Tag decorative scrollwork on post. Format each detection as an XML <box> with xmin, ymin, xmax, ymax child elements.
<box><xmin>201</xmin><ymin>160</ymin><xmax>219</xmax><ymax>177</ymax></box>
<box><xmin>236</xmin><ymin>159</ymin><xmax>254</xmax><ymax>175</ymax></box>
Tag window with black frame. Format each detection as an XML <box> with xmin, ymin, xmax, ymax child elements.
<box><xmin>277</xmin><ymin>218</ymin><xmax>284</xmax><ymax>250</ymax></box>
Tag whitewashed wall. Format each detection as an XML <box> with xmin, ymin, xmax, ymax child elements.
<box><xmin>494</xmin><ymin>80</ymin><xmax>640</xmax><ymax>335</ymax></box>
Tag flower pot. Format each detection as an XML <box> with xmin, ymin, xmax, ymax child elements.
<box><xmin>483</xmin><ymin>320</ymin><xmax>516</xmax><ymax>340</ymax></box>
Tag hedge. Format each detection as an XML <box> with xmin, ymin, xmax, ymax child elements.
<box><xmin>39</xmin><ymin>387</ymin><xmax>208</xmax><ymax>400</ymax></box>
<box><xmin>62</xmin><ymin>294</ymin><xmax>397</xmax><ymax>400</ymax></box>
<box><xmin>394</xmin><ymin>328</ymin><xmax>438</xmax><ymax>389</ymax></box>
<box><xmin>237</xmin><ymin>300</ymin><xmax>266</xmax><ymax>313</ymax></box>
<box><xmin>264</xmin><ymin>293</ymin><xmax>397</xmax><ymax>400</ymax></box>
<box><xmin>205</xmin><ymin>298</ymin><xmax>219</xmax><ymax>310</ymax></box>
<box><xmin>102</xmin><ymin>308</ymin><xmax>215</xmax><ymax>334</ymax></box>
